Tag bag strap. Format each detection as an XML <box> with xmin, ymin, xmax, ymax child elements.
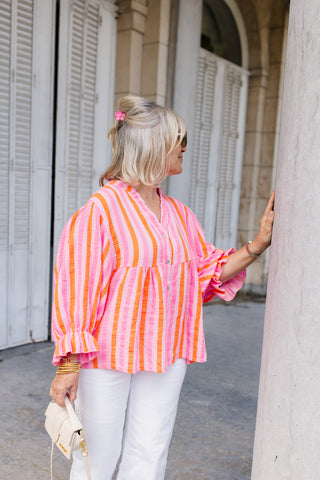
<box><xmin>80</xmin><ymin>430</ymin><xmax>92</xmax><ymax>480</ymax></box>
<box><xmin>49</xmin><ymin>434</ymin><xmax>91</xmax><ymax>480</ymax></box>
<box><xmin>50</xmin><ymin>440</ymin><xmax>54</xmax><ymax>480</ymax></box>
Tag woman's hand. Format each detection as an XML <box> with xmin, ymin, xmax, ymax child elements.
<box><xmin>219</xmin><ymin>191</ymin><xmax>275</xmax><ymax>283</ymax></box>
<box><xmin>250</xmin><ymin>191</ymin><xmax>275</xmax><ymax>255</ymax></box>
<box><xmin>50</xmin><ymin>372</ymin><xmax>79</xmax><ymax>407</ymax></box>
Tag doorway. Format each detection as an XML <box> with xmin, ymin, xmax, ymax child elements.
<box><xmin>190</xmin><ymin>0</ymin><xmax>249</xmax><ymax>249</ymax></box>
<box><xmin>0</xmin><ymin>0</ymin><xmax>117</xmax><ymax>350</ymax></box>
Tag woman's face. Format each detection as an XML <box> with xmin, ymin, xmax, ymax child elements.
<box><xmin>167</xmin><ymin>140</ymin><xmax>187</xmax><ymax>176</ymax></box>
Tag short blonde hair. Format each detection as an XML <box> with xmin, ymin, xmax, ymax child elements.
<box><xmin>99</xmin><ymin>95</ymin><xmax>187</xmax><ymax>187</ymax></box>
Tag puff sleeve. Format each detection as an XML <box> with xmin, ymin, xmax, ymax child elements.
<box><xmin>51</xmin><ymin>199</ymin><xmax>114</xmax><ymax>365</ymax></box>
<box><xmin>186</xmin><ymin>207</ymin><xmax>246</xmax><ymax>302</ymax></box>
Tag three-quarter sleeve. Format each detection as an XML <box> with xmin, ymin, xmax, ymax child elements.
<box><xmin>186</xmin><ymin>207</ymin><xmax>246</xmax><ymax>302</ymax></box>
<box><xmin>51</xmin><ymin>199</ymin><xmax>114</xmax><ymax>365</ymax></box>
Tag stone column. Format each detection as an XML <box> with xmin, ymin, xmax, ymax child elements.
<box><xmin>114</xmin><ymin>0</ymin><xmax>148</xmax><ymax>105</ymax></box>
<box><xmin>141</xmin><ymin>0</ymin><xmax>171</xmax><ymax>105</ymax></box>
<box><xmin>251</xmin><ymin>2</ymin><xmax>320</xmax><ymax>479</ymax></box>
<box><xmin>167</xmin><ymin>0</ymin><xmax>202</xmax><ymax>205</ymax></box>
<box><xmin>238</xmin><ymin>67</ymin><xmax>268</xmax><ymax>289</ymax></box>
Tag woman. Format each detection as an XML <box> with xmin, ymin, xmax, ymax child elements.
<box><xmin>50</xmin><ymin>95</ymin><xmax>274</xmax><ymax>480</ymax></box>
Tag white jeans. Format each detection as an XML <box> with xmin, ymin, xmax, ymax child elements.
<box><xmin>70</xmin><ymin>360</ymin><xmax>187</xmax><ymax>480</ymax></box>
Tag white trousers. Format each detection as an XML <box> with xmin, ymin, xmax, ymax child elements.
<box><xmin>70</xmin><ymin>360</ymin><xmax>187</xmax><ymax>480</ymax></box>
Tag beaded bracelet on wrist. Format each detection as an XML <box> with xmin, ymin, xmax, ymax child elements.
<box><xmin>245</xmin><ymin>241</ymin><xmax>262</xmax><ymax>259</ymax></box>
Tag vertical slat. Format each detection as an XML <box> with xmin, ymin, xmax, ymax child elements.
<box><xmin>66</xmin><ymin>0</ymin><xmax>84</xmax><ymax>217</ymax></box>
<box><xmin>65</xmin><ymin>0</ymin><xmax>99</xmax><ymax>220</ymax></box>
<box><xmin>0</xmin><ymin>0</ymin><xmax>11</xmax><ymax>250</ymax></box>
<box><xmin>91</xmin><ymin>0</ymin><xmax>116</xmax><ymax>190</ymax></box>
<box><xmin>191</xmin><ymin>51</ymin><xmax>217</xmax><ymax>227</ymax></box>
<box><xmin>14</xmin><ymin>0</ymin><xmax>33</xmax><ymax>248</ymax></box>
<box><xmin>80</xmin><ymin>1</ymin><xmax>99</xmax><ymax>206</ymax></box>
<box><xmin>29</xmin><ymin>0</ymin><xmax>55</xmax><ymax>343</ymax></box>
<box><xmin>0</xmin><ymin>0</ymin><xmax>12</xmax><ymax>347</ymax></box>
<box><xmin>190</xmin><ymin>54</ymin><xmax>205</xmax><ymax>210</ymax></box>
<box><xmin>9</xmin><ymin>0</ymin><xmax>34</xmax><ymax>345</ymax></box>
<box><xmin>215</xmin><ymin>67</ymin><xmax>242</xmax><ymax>244</ymax></box>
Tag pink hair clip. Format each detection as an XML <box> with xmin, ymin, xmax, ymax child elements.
<box><xmin>115</xmin><ymin>110</ymin><xmax>126</xmax><ymax>122</ymax></box>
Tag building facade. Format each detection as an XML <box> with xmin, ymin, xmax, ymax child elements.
<box><xmin>0</xmin><ymin>0</ymin><xmax>289</xmax><ymax>349</ymax></box>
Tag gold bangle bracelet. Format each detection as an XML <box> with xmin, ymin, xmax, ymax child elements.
<box><xmin>56</xmin><ymin>365</ymin><xmax>81</xmax><ymax>375</ymax></box>
<box><xmin>56</xmin><ymin>356</ymin><xmax>81</xmax><ymax>375</ymax></box>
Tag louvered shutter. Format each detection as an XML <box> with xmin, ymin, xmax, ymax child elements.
<box><xmin>214</xmin><ymin>64</ymin><xmax>248</xmax><ymax>248</ymax></box>
<box><xmin>0</xmin><ymin>0</ymin><xmax>12</xmax><ymax>347</ymax></box>
<box><xmin>192</xmin><ymin>48</ymin><xmax>248</xmax><ymax>248</ymax></box>
<box><xmin>54</xmin><ymin>0</ymin><xmax>116</xmax><ymax>255</ymax></box>
<box><xmin>0</xmin><ymin>0</ymin><xmax>55</xmax><ymax>348</ymax></box>
<box><xmin>191</xmin><ymin>52</ymin><xmax>217</xmax><ymax>227</ymax></box>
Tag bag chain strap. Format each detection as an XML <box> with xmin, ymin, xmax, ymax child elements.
<box><xmin>80</xmin><ymin>431</ymin><xmax>92</xmax><ymax>480</ymax></box>
<box><xmin>50</xmin><ymin>430</ymin><xmax>91</xmax><ymax>480</ymax></box>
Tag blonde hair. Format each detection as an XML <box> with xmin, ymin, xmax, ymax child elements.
<box><xmin>99</xmin><ymin>95</ymin><xmax>187</xmax><ymax>187</ymax></box>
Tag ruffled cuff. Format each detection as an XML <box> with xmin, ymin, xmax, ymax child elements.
<box><xmin>201</xmin><ymin>248</ymin><xmax>246</xmax><ymax>303</ymax></box>
<box><xmin>52</xmin><ymin>331</ymin><xmax>100</xmax><ymax>366</ymax></box>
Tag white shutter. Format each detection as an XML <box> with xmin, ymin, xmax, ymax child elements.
<box><xmin>54</xmin><ymin>0</ymin><xmax>116</xmax><ymax>255</ymax></box>
<box><xmin>0</xmin><ymin>0</ymin><xmax>12</xmax><ymax>347</ymax></box>
<box><xmin>0</xmin><ymin>0</ymin><xmax>55</xmax><ymax>349</ymax></box>
<box><xmin>214</xmin><ymin>65</ymin><xmax>248</xmax><ymax>248</ymax></box>
<box><xmin>191</xmin><ymin>52</ymin><xmax>217</xmax><ymax>227</ymax></box>
<box><xmin>66</xmin><ymin>0</ymin><xmax>100</xmax><ymax>217</ymax></box>
<box><xmin>215</xmin><ymin>68</ymin><xmax>241</xmax><ymax>245</ymax></box>
<box><xmin>193</xmin><ymin>48</ymin><xmax>248</xmax><ymax>248</ymax></box>
<box><xmin>11</xmin><ymin>0</ymin><xmax>34</xmax><ymax>346</ymax></box>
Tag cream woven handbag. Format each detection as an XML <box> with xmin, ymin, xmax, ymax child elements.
<box><xmin>45</xmin><ymin>397</ymin><xmax>91</xmax><ymax>480</ymax></box>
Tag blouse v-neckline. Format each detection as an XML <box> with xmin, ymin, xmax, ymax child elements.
<box><xmin>124</xmin><ymin>182</ymin><xmax>164</xmax><ymax>227</ymax></box>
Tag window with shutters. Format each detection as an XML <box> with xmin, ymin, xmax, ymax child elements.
<box><xmin>0</xmin><ymin>0</ymin><xmax>55</xmax><ymax>349</ymax></box>
<box><xmin>66</xmin><ymin>1</ymin><xmax>99</xmax><ymax>216</ymax></box>
<box><xmin>0</xmin><ymin>0</ymin><xmax>12</xmax><ymax>347</ymax></box>
<box><xmin>191</xmin><ymin>54</ymin><xmax>217</xmax><ymax>227</ymax></box>
<box><xmin>0</xmin><ymin>0</ymin><xmax>117</xmax><ymax>350</ymax></box>
<box><xmin>191</xmin><ymin>1</ymin><xmax>248</xmax><ymax>249</ymax></box>
<box><xmin>54</xmin><ymin>0</ymin><xmax>116</xmax><ymax>256</ymax></box>
<box><xmin>215</xmin><ymin>67</ymin><xmax>244</xmax><ymax>246</ymax></box>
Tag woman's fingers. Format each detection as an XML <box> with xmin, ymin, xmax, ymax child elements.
<box><xmin>50</xmin><ymin>372</ymin><xmax>79</xmax><ymax>407</ymax></box>
<box><xmin>54</xmin><ymin>391</ymin><xmax>67</xmax><ymax>407</ymax></box>
<box><xmin>260</xmin><ymin>192</ymin><xmax>275</xmax><ymax>228</ymax></box>
<box><xmin>68</xmin><ymin>382</ymin><xmax>79</xmax><ymax>404</ymax></box>
<box><xmin>255</xmin><ymin>192</ymin><xmax>275</xmax><ymax>251</ymax></box>
<box><xmin>263</xmin><ymin>191</ymin><xmax>275</xmax><ymax>216</ymax></box>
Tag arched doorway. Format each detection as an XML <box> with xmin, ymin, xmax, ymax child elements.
<box><xmin>191</xmin><ymin>0</ymin><xmax>249</xmax><ymax>249</ymax></box>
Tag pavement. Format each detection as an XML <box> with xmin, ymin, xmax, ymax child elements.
<box><xmin>0</xmin><ymin>298</ymin><xmax>266</xmax><ymax>480</ymax></box>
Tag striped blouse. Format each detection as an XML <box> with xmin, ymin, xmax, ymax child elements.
<box><xmin>52</xmin><ymin>180</ymin><xmax>245</xmax><ymax>373</ymax></box>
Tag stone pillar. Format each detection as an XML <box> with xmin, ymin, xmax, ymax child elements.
<box><xmin>141</xmin><ymin>0</ymin><xmax>171</xmax><ymax>105</ymax></box>
<box><xmin>238</xmin><ymin>67</ymin><xmax>268</xmax><ymax>279</ymax></box>
<box><xmin>167</xmin><ymin>0</ymin><xmax>202</xmax><ymax>205</ymax></box>
<box><xmin>114</xmin><ymin>0</ymin><xmax>148</xmax><ymax>105</ymax></box>
<box><xmin>238</xmin><ymin>6</ymin><xmax>270</xmax><ymax>290</ymax></box>
<box><xmin>251</xmin><ymin>2</ymin><xmax>320</xmax><ymax>479</ymax></box>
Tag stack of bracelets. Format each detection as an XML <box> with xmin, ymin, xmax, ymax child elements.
<box><xmin>57</xmin><ymin>355</ymin><xmax>81</xmax><ymax>375</ymax></box>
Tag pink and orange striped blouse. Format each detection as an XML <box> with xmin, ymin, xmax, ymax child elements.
<box><xmin>52</xmin><ymin>180</ymin><xmax>245</xmax><ymax>373</ymax></box>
